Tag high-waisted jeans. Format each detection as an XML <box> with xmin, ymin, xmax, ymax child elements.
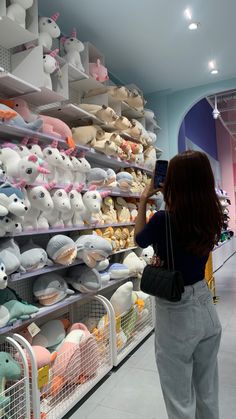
<box><xmin>155</xmin><ymin>280</ymin><xmax>222</xmax><ymax>419</ymax></box>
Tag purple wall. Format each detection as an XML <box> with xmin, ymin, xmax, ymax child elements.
<box><xmin>178</xmin><ymin>99</ymin><xmax>218</xmax><ymax>160</ymax></box>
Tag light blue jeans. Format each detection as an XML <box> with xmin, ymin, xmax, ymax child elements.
<box><xmin>155</xmin><ymin>280</ymin><xmax>222</xmax><ymax>419</ymax></box>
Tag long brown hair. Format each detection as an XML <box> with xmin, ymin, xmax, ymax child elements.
<box><xmin>163</xmin><ymin>150</ymin><xmax>224</xmax><ymax>256</ymax></box>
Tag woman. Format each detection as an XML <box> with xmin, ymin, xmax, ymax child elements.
<box><xmin>135</xmin><ymin>151</ymin><xmax>223</xmax><ymax>419</ymax></box>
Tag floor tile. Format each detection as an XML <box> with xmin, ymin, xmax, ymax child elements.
<box><xmin>85</xmin><ymin>405</ymin><xmax>153</xmax><ymax>419</ymax></box>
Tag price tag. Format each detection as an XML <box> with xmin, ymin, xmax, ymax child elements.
<box><xmin>38</xmin><ymin>365</ymin><xmax>49</xmax><ymax>389</ymax></box>
<box><xmin>27</xmin><ymin>322</ymin><xmax>41</xmax><ymax>338</ymax></box>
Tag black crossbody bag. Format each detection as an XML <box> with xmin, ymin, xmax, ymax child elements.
<box><xmin>140</xmin><ymin>212</ymin><xmax>185</xmax><ymax>302</ymax></box>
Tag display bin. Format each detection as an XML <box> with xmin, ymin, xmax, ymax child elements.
<box><xmin>100</xmin><ymin>284</ymin><xmax>155</xmax><ymax>367</ymax></box>
<box><xmin>0</xmin><ymin>335</ymin><xmax>31</xmax><ymax>419</ymax></box>
<box><xmin>14</xmin><ymin>295</ymin><xmax>113</xmax><ymax>419</ymax></box>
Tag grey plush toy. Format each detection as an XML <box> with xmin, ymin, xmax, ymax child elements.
<box><xmin>46</xmin><ymin>235</ymin><xmax>77</xmax><ymax>266</ymax></box>
<box><xmin>66</xmin><ymin>264</ymin><xmax>101</xmax><ymax>293</ymax></box>
<box><xmin>33</xmin><ymin>273</ymin><xmax>74</xmax><ymax>305</ymax></box>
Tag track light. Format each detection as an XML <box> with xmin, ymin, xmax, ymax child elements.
<box><xmin>212</xmin><ymin>96</ymin><xmax>220</xmax><ymax>120</ymax></box>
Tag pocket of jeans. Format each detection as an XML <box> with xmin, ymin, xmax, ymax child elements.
<box><xmin>168</xmin><ymin>307</ymin><xmax>195</xmax><ymax>342</ymax></box>
<box><xmin>206</xmin><ymin>294</ymin><xmax>222</xmax><ymax>331</ymax></box>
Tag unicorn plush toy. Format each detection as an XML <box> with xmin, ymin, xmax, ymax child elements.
<box><xmin>39</xmin><ymin>12</ymin><xmax>61</xmax><ymax>49</ymax></box>
<box><xmin>7</xmin><ymin>0</ymin><xmax>33</xmax><ymax>29</ymax></box>
<box><xmin>61</xmin><ymin>28</ymin><xmax>85</xmax><ymax>72</ymax></box>
<box><xmin>43</xmin><ymin>49</ymin><xmax>59</xmax><ymax>90</ymax></box>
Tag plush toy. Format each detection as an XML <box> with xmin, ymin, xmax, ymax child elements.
<box><xmin>46</xmin><ymin>235</ymin><xmax>77</xmax><ymax>266</ymax></box>
<box><xmin>0</xmin><ymin>183</ymin><xmax>28</xmax><ymax>217</ymax></box>
<box><xmin>0</xmin><ymin>352</ymin><xmax>21</xmax><ymax>411</ymax></box>
<box><xmin>42</xmin><ymin>140</ymin><xmax>64</xmax><ymax>183</ymax></box>
<box><xmin>110</xmin><ymin>281</ymin><xmax>133</xmax><ymax>316</ymax></box>
<box><xmin>122</xmin><ymin>251</ymin><xmax>145</xmax><ymax>278</ymax></box>
<box><xmin>114</xmin><ymin>197</ymin><xmax>131</xmax><ymax>222</ymax></box>
<box><xmin>42</xmin><ymin>184</ymin><xmax>73</xmax><ymax>228</ymax></box>
<box><xmin>127</xmin><ymin>200</ymin><xmax>138</xmax><ymax>222</ymax></box>
<box><xmin>11</xmin><ymin>98</ymin><xmax>74</xmax><ymax>143</ymax></box>
<box><xmin>101</xmin><ymin>196</ymin><xmax>117</xmax><ymax>224</ymax></box>
<box><xmin>16</xmin><ymin>137</ymin><xmax>30</xmax><ymax>157</ymax></box>
<box><xmin>86</xmin><ymin>168</ymin><xmax>107</xmax><ymax>188</ymax></box>
<box><xmin>0</xmin><ymin>102</ymin><xmax>43</xmax><ymax>131</ymax></box>
<box><xmin>61</xmin><ymin>28</ymin><xmax>85</xmax><ymax>72</ymax></box>
<box><xmin>82</xmin><ymin>186</ymin><xmax>109</xmax><ymax>224</ymax></box>
<box><xmin>69</xmin><ymin>152</ymin><xmax>90</xmax><ymax>186</ymax></box>
<box><xmin>33</xmin><ymin>273</ymin><xmax>74</xmax><ymax>306</ymax></box>
<box><xmin>0</xmin><ymin>258</ymin><xmax>7</xmax><ymax>290</ymax></box>
<box><xmin>121</xmin><ymin>227</ymin><xmax>131</xmax><ymax>248</ymax></box>
<box><xmin>116</xmin><ymin>172</ymin><xmax>133</xmax><ymax>192</ymax></box>
<box><xmin>105</xmin><ymin>168</ymin><xmax>117</xmax><ymax>188</ymax></box>
<box><xmin>90</xmin><ymin>137</ymin><xmax>123</xmax><ymax>158</ymax></box>
<box><xmin>6</xmin><ymin>0</ymin><xmax>33</xmax><ymax>28</ymax></box>
<box><xmin>95</xmin><ymin>227</ymin><xmax>116</xmax><ymax>250</ymax></box>
<box><xmin>22</xmin><ymin>184</ymin><xmax>54</xmax><ymax>231</ymax></box>
<box><xmin>62</xmin><ymin>184</ymin><xmax>85</xmax><ymax>227</ymax></box>
<box><xmin>0</xmin><ymin>214</ymin><xmax>21</xmax><ymax>237</ymax></box>
<box><xmin>43</xmin><ymin>49</ymin><xmax>59</xmax><ymax>90</ymax></box>
<box><xmin>144</xmin><ymin>146</ymin><xmax>157</xmax><ymax>170</ymax></box>
<box><xmin>20</xmin><ymin>240</ymin><xmax>53</xmax><ymax>271</ymax></box>
<box><xmin>139</xmin><ymin>246</ymin><xmax>154</xmax><ymax>265</ymax></box>
<box><xmin>71</xmin><ymin>125</ymin><xmax>104</xmax><ymax>146</ymax></box>
<box><xmin>75</xmin><ymin>234</ymin><xmax>112</xmax><ymax>268</ymax></box>
<box><xmin>58</xmin><ymin>149</ymin><xmax>74</xmax><ymax>184</ymax></box>
<box><xmin>0</xmin><ymin>238</ymin><xmax>24</xmax><ymax>275</ymax></box>
<box><xmin>26</xmin><ymin>139</ymin><xmax>43</xmax><ymax>159</ymax></box>
<box><xmin>66</xmin><ymin>264</ymin><xmax>101</xmax><ymax>293</ymax></box>
<box><xmin>89</xmin><ymin>59</ymin><xmax>109</xmax><ymax>82</ymax></box>
<box><xmin>114</xmin><ymin>115</ymin><xmax>131</xmax><ymax>130</ymax></box>
<box><xmin>0</xmin><ymin>287</ymin><xmax>38</xmax><ymax>328</ymax></box>
<box><xmin>32</xmin><ymin>318</ymin><xmax>70</xmax><ymax>351</ymax></box>
<box><xmin>39</xmin><ymin>12</ymin><xmax>61</xmax><ymax>49</ymax></box>
<box><xmin>108</xmin><ymin>263</ymin><xmax>130</xmax><ymax>279</ymax></box>
<box><xmin>0</xmin><ymin>146</ymin><xmax>49</xmax><ymax>184</ymax></box>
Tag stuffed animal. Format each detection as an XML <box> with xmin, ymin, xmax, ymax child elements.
<box><xmin>46</xmin><ymin>235</ymin><xmax>77</xmax><ymax>266</ymax></box>
<box><xmin>0</xmin><ymin>258</ymin><xmax>7</xmax><ymax>290</ymax></box>
<box><xmin>61</xmin><ymin>28</ymin><xmax>85</xmax><ymax>72</ymax></box>
<box><xmin>110</xmin><ymin>281</ymin><xmax>133</xmax><ymax>316</ymax></box>
<box><xmin>6</xmin><ymin>0</ymin><xmax>33</xmax><ymax>28</ymax></box>
<box><xmin>69</xmin><ymin>151</ymin><xmax>91</xmax><ymax>186</ymax></box>
<box><xmin>26</xmin><ymin>139</ymin><xmax>43</xmax><ymax>159</ymax></box>
<box><xmin>0</xmin><ymin>287</ymin><xmax>38</xmax><ymax>328</ymax></box>
<box><xmin>144</xmin><ymin>146</ymin><xmax>157</xmax><ymax>170</ymax></box>
<box><xmin>82</xmin><ymin>186</ymin><xmax>109</xmax><ymax>224</ymax></box>
<box><xmin>0</xmin><ymin>101</ymin><xmax>43</xmax><ymax>131</ymax></box>
<box><xmin>114</xmin><ymin>116</ymin><xmax>132</xmax><ymax>130</ymax></box>
<box><xmin>0</xmin><ymin>182</ymin><xmax>29</xmax><ymax>217</ymax></box>
<box><xmin>66</xmin><ymin>264</ymin><xmax>101</xmax><ymax>293</ymax></box>
<box><xmin>86</xmin><ymin>168</ymin><xmax>107</xmax><ymax>188</ymax></box>
<box><xmin>101</xmin><ymin>196</ymin><xmax>117</xmax><ymax>224</ymax></box>
<box><xmin>57</xmin><ymin>150</ymin><xmax>74</xmax><ymax>185</ymax></box>
<box><xmin>43</xmin><ymin>49</ymin><xmax>59</xmax><ymax>90</ymax></box>
<box><xmin>62</xmin><ymin>184</ymin><xmax>85</xmax><ymax>227</ymax></box>
<box><xmin>122</xmin><ymin>251</ymin><xmax>145</xmax><ymax>278</ymax></box>
<box><xmin>39</xmin><ymin>12</ymin><xmax>61</xmax><ymax>49</ymax></box>
<box><xmin>89</xmin><ymin>59</ymin><xmax>109</xmax><ymax>82</ymax></box>
<box><xmin>114</xmin><ymin>197</ymin><xmax>131</xmax><ymax>222</ymax></box>
<box><xmin>33</xmin><ymin>273</ymin><xmax>74</xmax><ymax>306</ymax></box>
<box><xmin>105</xmin><ymin>168</ymin><xmax>117</xmax><ymax>188</ymax></box>
<box><xmin>32</xmin><ymin>318</ymin><xmax>70</xmax><ymax>352</ymax></box>
<box><xmin>90</xmin><ymin>137</ymin><xmax>123</xmax><ymax>158</ymax></box>
<box><xmin>0</xmin><ymin>352</ymin><xmax>21</xmax><ymax>412</ymax></box>
<box><xmin>95</xmin><ymin>227</ymin><xmax>115</xmax><ymax>250</ymax></box>
<box><xmin>16</xmin><ymin>137</ymin><xmax>30</xmax><ymax>157</ymax></box>
<box><xmin>127</xmin><ymin>200</ymin><xmax>138</xmax><ymax>222</ymax></box>
<box><xmin>0</xmin><ymin>239</ymin><xmax>24</xmax><ymax>275</ymax></box>
<box><xmin>20</xmin><ymin>240</ymin><xmax>53</xmax><ymax>271</ymax></box>
<box><xmin>71</xmin><ymin>125</ymin><xmax>104</xmax><ymax>146</ymax></box>
<box><xmin>42</xmin><ymin>184</ymin><xmax>72</xmax><ymax>228</ymax></box>
<box><xmin>0</xmin><ymin>214</ymin><xmax>21</xmax><ymax>237</ymax></box>
<box><xmin>75</xmin><ymin>234</ymin><xmax>112</xmax><ymax>268</ymax></box>
<box><xmin>116</xmin><ymin>172</ymin><xmax>133</xmax><ymax>192</ymax></box>
<box><xmin>23</xmin><ymin>184</ymin><xmax>54</xmax><ymax>231</ymax></box>
<box><xmin>108</xmin><ymin>263</ymin><xmax>130</xmax><ymax>279</ymax></box>
<box><xmin>121</xmin><ymin>227</ymin><xmax>131</xmax><ymax>248</ymax></box>
<box><xmin>139</xmin><ymin>246</ymin><xmax>154</xmax><ymax>265</ymax></box>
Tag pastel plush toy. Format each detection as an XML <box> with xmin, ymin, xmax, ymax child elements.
<box><xmin>116</xmin><ymin>172</ymin><xmax>133</xmax><ymax>192</ymax></box>
<box><xmin>75</xmin><ymin>234</ymin><xmax>112</xmax><ymax>268</ymax></box>
<box><xmin>71</xmin><ymin>125</ymin><xmax>104</xmax><ymax>146</ymax></box>
<box><xmin>27</xmin><ymin>139</ymin><xmax>43</xmax><ymax>159</ymax></box>
<box><xmin>144</xmin><ymin>146</ymin><xmax>157</xmax><ymax>170</ymax></box>
<box><xmin>123</xmin><ymin>251</ymin><xmax>145</xmax><ymax>278</ymax></box>
<box><xmin>110</xmin><ymin>281</ymin><xmax>133</xmax><ymax>316</ymax></box>
<box><xmin>43</xmin><ymin>140</ymin><xmax>64</xmax><ymax>183</ymax></box>
<box><xmin>39</xmin><ymin>12</ymin><xmax>61</xmax><ymax>49</ymax></box>
<box><xmin>46</xmin><ymin>235</ymin><xmax>77</xmax><ymax>266</ymax></box>
<box><xmin>61</xmin><ymin>28</ymin><xmax>85</xmax><ymax>72</ymax></box>
<box><xmin>95</xmin><ymin>105</ymin><xmax>118</xmax><ymax>124</ymax></box>
<box><xmin>42</xmin><ymin>184</ymin><xmax>73</xmax><ymax>228</ymax></box>
<box><xmin>139</xmin><ymin>246</ymin><xmax>154</xmax><ymax>265</ymax></box>
<box><xmin>11</xmin><ymin>98</ymin><xmax>74</xmax><ymax>143</ymax></box>
<box><xmin>90</xmin><ymin>137</ymin><xmax>123</xmax><ymax>158</ymax></box>
<box><xmin>89</xmin><ymin>59</ymin><xmax>109</xmax><ymax>82</ymax></box>
<box><xmin>63</xmin><ymin>184</ymin><xmax>85</xmax><ymax>227</ymax></box>
<box><xmin>66</xmin><ymin>264</ymin><xmax>101</xmax><ymax>293</ymax></box>
<box><xmin>20</xmin><ymin>240</ymin><xmax>53</xmax><ymax>271</ymax></box>
<box><xmin>0</xmin><ymin>352</ymin><xmax>21</xmax><ymax>411</ymax></box>
<box><xmin>0</xmin><ymin>287</ymin><xmax>38</xmax><ymax>328</ymax></box>
<box><xmin>0</xmin><ymin>183</ymin><xmax>29</xmax><ymax>217</ymax></box>
<box><xmin>43</xmin><ymin>49</ymin><xmax>59</xmax><ymax>90</ymax></box>
<box><xmin>0</xmin><ymin>214</ymin><xmax>21</xmax><ymax>237</ymax></box>
<box><xmin>101</xmin><ymin>196</ymin><xmax>117</xmax><ymax>224</ymax></box>
<box><xmin>82</xmin><ymin>186</ymin><xmax>109</xmax><ymax>224</ymax></box>
<box><xmin>108</xmin><ymin>263</ymin><xmax>130</xmax><ymax>279</ymax></box>
<box><xmin>114</xmin><ymin>197</ymin><xmax>131</xmax><ymax>222</ymax></box>
<box><xmin>6</xmin><ymin>0</ymin><xmax>33</xmax><ymax>28</ymax></box>
<box><xmin>105</xmin><ymin>168</ymin><xmax>117</xmax><ymax>188</ymax></box>
<box><xmin>58</xmin><ymin>149</ymin><xmax>74</xmax><ymax>184</ymax></box>
<box><xmin>23</xmin><ymin>184</ymin><xmax>54</xmax><ymax>231</ymax></box>
<box><xmin>33</xmin><ymin>273</ymin><xmax>74</xmax><ymax>306</ymax></box>
<box><xmin>127</xmin><ymin>200</ymin><xmax>138</xmax><ymax>222</ymax></box>
<box><xmin>0</xmin><ymin>258</ymin><xmax>7</xmax><ymax>290</ymax></box>
<box><xmin>32</xmin><ymin>318</ymin><xmax>70</xmax><ymax>352</ymax></box>
<box><xmin>86</xmin><ymin>168</ymin><xmax>107</xmax><ymax>188</ymax></box>
<box><xmin>0</xmin><ymin>102</ymin><xmax>43</xmax><ymax>131</ymax></box>
<box><xmin>0</xmin><ymin>238</ymin><xmax>24</xmax><ymax>275</ymax></box>
<box><xmin>16</xmin><ymin>137</ymin><xmax>30</xmax><ymax>157</ymax></box>
<box><xmin>70</xmin><ymin>152</ymin><xmax>91</xmax><ymax>186</ymax></box>
<box><xmin>114</xmin><ymin>115</ymin><xmax>131</xmax><ymax>131</ymax></box>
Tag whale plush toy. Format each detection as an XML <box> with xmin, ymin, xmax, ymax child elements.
<box><xmin>75</xmin><ymin>234</ymin><xmax>112</xmax><ymax>268</ymax></box>
<box><xmin>20</xmin><ymin>239</ymin><xmax>53</xmax><ymax>271</ymax></box>
<box><xmin>0</xmin><ymin>287</ymin><xmax>38</xmax><ymax>328</ymax></box>
<box><xmin>46</xmin><ymin>235</ymin><xmax>77</xmax><ymax>266</ymax></box>
<box><xmin>32</xmin><ymin>318</ymin><xmax>70</xmax><ymax>352</ymax></box>
<box><xmin>66</xmin><ymin>264</ymin><xmax>101</xmax><ymax>293</ymax></box>
<box><xmin>33</xmin><ymin>273</ymin><xmax>74</xmax><ymax>306</ymax></box>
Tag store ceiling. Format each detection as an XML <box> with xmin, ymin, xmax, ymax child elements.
<box><xmin>39</xmin><ymin>0</ymin><xmax>236</xmax><ymax>94</ymax></box>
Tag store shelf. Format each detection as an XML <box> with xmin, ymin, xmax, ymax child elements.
<box><xmin>38</xmin><ymin>102</ymin><xmax>102</xmax><ymax>125</ymax></box>
<box><xmin>0</xmin><ymin>16</ymin><xmax>37</xmax><ymax>49</ymax></box>
<box><xmin>0</xmin><ymin>121</ymin><xmax>67</xmax><ymax>143</ymax></box>
<box><xmin>0</xmin><ymin>70</ymin><xmax>40</xmax><ymax>97</ymax></box>
<box><xmin>68</xmin><ymin>63</ymin><xmax>89</xmax><ymax>82</ymax></box>
<box><xmin>22</xmin><ymin>87</ymin><xmax>68</xmax><ymax>107</ymax></box>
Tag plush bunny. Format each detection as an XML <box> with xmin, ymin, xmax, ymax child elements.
<box><xmin>39</xmin><ymin>12</ymin><xmax>61</xmax><ymax>49</ymax></box>
<box><xmin>23</xmin><ymin>184</ymin><xmax>54</xmax><ymax>231</ymax></box>
<box><xmin>7</xmin><ymin>0</ymin><xmax>33</xmax><ymax>28</ymax></box>
<box><xmin>43</xmin><ymin>49</ymin><xmax>59</xmax><ymax>90</ymax></box>
<box><xmin>61</xmin><ymin>28</ymin><xmax>85</xmax><ymax>72</ymax></box>
<box><xmin>82</xmin><ymin>186</ymin><xmax>109</xmax><ymax>224</ymax></box>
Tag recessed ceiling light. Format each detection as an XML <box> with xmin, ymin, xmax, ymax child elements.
<box><xmin>184</xmin><ymin>8</ymin><xmax>192</xmax><ymax>20</ymax></box>
<box><xmin>188</xmin><ymin>22</ymin><xmax>199</xmax><ymax>30</ymax></box>
<box><xmin>210</xmin><ymin>69</ymin><xmax>219</xmax><ymax>75</ymax></box>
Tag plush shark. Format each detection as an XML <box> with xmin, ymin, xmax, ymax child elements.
<box><xmin>66</xmin><ymin>264</ymin><xmax>101</xmax><ymax>293</ymax></box>
<box><xmin>20</xmin><ymin>242</ymin><xmax>53</xmax><ymax>271</ymax></box>
<box><xmin>46</xmin><ymin>235</ymin><xmax>77</xmax><ymax>266</ymax></box>
<box><xmin>33</xmin><ymin>273</ymin><xmax>74</xmax><ymax>306</ymax></box>
<box><xmin>75</xmin><ymin>235</ymin><xmax>112</xmax><ymax>268</ymax></box>
<box><xmin>0</xmin><ymin>287</ymin><xmax>38</xmax><ymax>328</ymax></box>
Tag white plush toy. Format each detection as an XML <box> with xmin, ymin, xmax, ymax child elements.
<box><xmin>123</xmin><ymin>250</ymin><xmax>146</xmax><ymax>278</ymax></box>
<box><xmin>58</xmin><ymin>149</ymin><xmax>74</xmax><ymax>184</ymax></box>
<box><xmin>27</xmin><ymin>139</ymin><xmax>44</xmax><ymax>159</ymax></box>
<box><xmin>82</xmin><ymin>186</ymin><xmax>109</xmax><ymax>224</ymax></box>
<box><xmin>110</xmin><ymin>281</ymin><xmax>133</xmax><ymax>317</ymax></box>
<box><xmin>43</xmin><ymin>140</ymin><xmax>64</xmax><ymax>183</ymax></box>
<box><xmin>139</xmin><ymin>246</ymin><xmax>154</xmax><ymax>265</ymax></box>
<box><xmin>7</xmin><ymin>0</ymin><xmax>33</xmax><ymax>29</ymax></box>
<box><xmin>16</xmin><ymin>137</ymin><xmax>30</xmax><ymax>157</ymax></box>
<box><xmin>0</xmin><ymin>214</ymin><xmax>20</xmax><ymax>237</ymax></box>
<box><xmin>61</xmin><ymin>28</ymin><xmax>85</xmax><ymax>72</ymax></box>
<box><xmin>144</xmin><ymin>146</ymin><xmax>157</xmax><ymax>170</ymax></box>
<box><xmin>70</xmin><ymin>151</ymin><xmax>91</xmax><ymax>186</ymax></box>
<box><xmin>23</xmin><ymin>184</ymin><xmax>54</xmax><ymax>231</ymax></box>
<box><xmin>43</xmin><ymin>49</ymin><xmax>59</xmax><ymax>90</ymax></box>
<box><xmin>62</xmin><ymin>184</ymin><xmax>85</xmax><ymax>227</ymax></box>
<box><xmin>42</xmin><ymin>185</ymin><xmax>73</xmax><ymax>228</ymax></box>
<box><xmin>38</xmin><ymin>12</ymin><xmax>60</xmax><ymax>49</ymax></box>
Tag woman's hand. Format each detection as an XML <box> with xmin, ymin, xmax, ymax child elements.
<box><xmin>140</xmin><ymin>178</ymin><xmax>163</xmax><ymax>203</ymax></box>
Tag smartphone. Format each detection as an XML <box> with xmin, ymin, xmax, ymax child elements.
<box><xmin>154</xmin><ymin>160</ymin><xmax>168</xmax><ymax>188</ymax></box>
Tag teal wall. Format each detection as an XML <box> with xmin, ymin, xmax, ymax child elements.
<box><xmin>146</xmin><ymin>77</ymin><xmax>236</xmax><ymax>159</ymax></box>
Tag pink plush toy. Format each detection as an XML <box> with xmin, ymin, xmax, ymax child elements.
<box><xmin>89</xmin><ymin>59</ymin><xmax>109</xmax><ymax>82</ymax></box>
<box><xmin>9</xmin><ymin>98</ymin><xmax>73</xmax><ymax>144</ymax></box>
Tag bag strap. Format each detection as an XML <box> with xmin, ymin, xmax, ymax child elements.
<box><xmin>165</xmin><ymin>211</ymin><xmax>175</xmax><ymax>270</ymax></box>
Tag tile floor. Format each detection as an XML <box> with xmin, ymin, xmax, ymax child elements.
<box><xmin>65</xmin><ymin>255</ymin><xmax>236</xmax><ymax>419</ymax></box>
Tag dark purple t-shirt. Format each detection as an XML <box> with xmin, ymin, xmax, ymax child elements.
<box><xmin>136</xmin><ymin>210</ymin><xmax>209</xmax><ymax>286</ymax></box>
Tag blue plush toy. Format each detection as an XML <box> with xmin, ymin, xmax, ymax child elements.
<box><xmin>0</xmin><ymin>352</ymin><xmax>21</xmax><ymax>410</ymax></box>
<box><xmin>0</xmin><ymin>183</ymin><xmax>28</xmax><ymax>217</ymax></box>
<box><xmin>0</xmin><ymin>103</ymin><xmax>43</xmax><ymax>131</ymax></box>
<box><xmin>0</xmin><ymin>287</ymin><xmax>38</xmax><ymax>328</ymax></box>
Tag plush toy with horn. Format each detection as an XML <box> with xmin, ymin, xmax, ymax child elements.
<box><xmin>7</xmin><ymin>0</ymin><xmax>33</xmax><ymax>29</ymax></box>
<box><xmin>41</xmin><ymin>184</ymin><xmax>73</xmax><ymax>228</ymax></box>
<box><xmin>61</xmin><ymin>27</ymin><xmax>85</xmax><ymax>72</ymax></box>
<box><xmin>43</xmin><ymin>49</ymin><xmax>60</xmax><ymax>90</ymax></box>
<box><xmin>23</xmin><ymin>183</ymin><xmax>54</xmax><ymax>231</ymax></box>
<box><xmin>39</xmin><ymin>12</ymin><xmax>61</xmax><ymax>49</ymax></box>
<box><xmin>82</xmin><ymin>186</ymin><xmax>110</xmax><ymax>224</ymax></box>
